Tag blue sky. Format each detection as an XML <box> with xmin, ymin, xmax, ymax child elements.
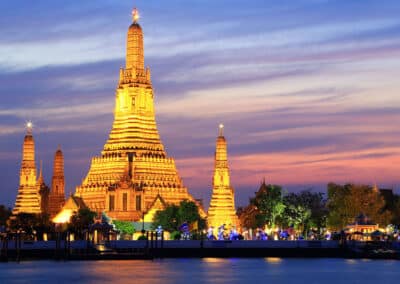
<box><xmin>1</xmin><ymin>0</ymin><xmax>400</xmax><ymax>208</ymax></box>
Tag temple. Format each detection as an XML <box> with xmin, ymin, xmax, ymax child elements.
<box><xmin>38</xmin><ymin>161</ymin><xmax>50</xmax><ymax>215</ymax></box>
<box><xmin>13</xmin><ymin>122</ymin><xmax>42</xmax><ymax>215</ymax></box>
<box><xmin>207</xmin><ymin>125</ymin><xmax>239</xmax><ymax>229</ymax></box>
<box><xmin>75</xmin><ymin>8</ymin><xmax>204</xmax><ymax>221</ymax></box>
<box><xmin>48</xmin><ymin>147</ymin><xmax>66</xmax><ymax>218</ymax></box>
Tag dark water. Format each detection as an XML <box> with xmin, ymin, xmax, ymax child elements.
<box><xmin>0</xmin><ymin>258</ymin><xmax>399</xmax><ymax>284</ymax></box>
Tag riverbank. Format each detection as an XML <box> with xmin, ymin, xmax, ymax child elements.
<box><xmin>1</xmin><ymin>240</ymin><xmax>399</xmax><ymax>261</ymax></box>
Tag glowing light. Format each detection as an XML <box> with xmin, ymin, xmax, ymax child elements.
<box><xmin>132</xmin><ymin>8</ymin><xmax>140</xmax><ymax>22</ymax></box>
<box><xmin>52</xmin><ymin>209</ymin><xmax>73</xmax><ymax>224</ymax></box>
<box><xmin>218</xmin><ymin>123</ymin><xmax>224</xmax><ymax>136</ymax></box>
<box><xmin>26</xmin><ymin>121</ymin><xmax>33</xmax><ymax>131</ymax></box>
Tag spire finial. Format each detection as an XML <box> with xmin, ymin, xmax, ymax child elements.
<box><xmin>26</xmin><ymin>121</ymin><xmax>33</xmax><ymax>134</ymax></box>
<box><xmin>218</xmin><ymin>123</ymin><xmax>224</xmax><ymax>136</ymax></box>
<box><xmin>132</xmin><ymin>7</ymin><xmax>140</xmax><ymax>23</ymax></box>
<box><xmin>38</xmin><ymin>160</ymin><xmax>44</xmax><ymax>184</ymax></box>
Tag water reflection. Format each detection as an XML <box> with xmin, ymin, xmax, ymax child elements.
<box><xmin>345</xmin><ymin>259</ymin><xmax>357</xmax><ymax>265</ymax></box>
<box><xmin>202</xmin><ymin>257</ymin><xmax>229</xmax><ymax>263</ymax></box>
<box><xmin>265</xmin><ymin>257</ymin><xmax>282</xmax><ymax>264</ymax></box>
<box><xmin>0</xmin><ymin>259</ymin><xmax>399</xmax><ymax>284</ymax></box>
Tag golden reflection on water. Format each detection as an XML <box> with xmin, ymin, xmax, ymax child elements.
<box><xmin>83</xmin><ymin>260</ymin><xmax>175</xmax><ymax>284</ymax></box>
<box><xmin>264</xmin><ymin>257</ymin><xmax>282</xmax><ymax>264</ymax></box>
<box><xmin>202</xmin><ymin>258</ymin><xmax>229</xmax><ymax>263</ymax></box>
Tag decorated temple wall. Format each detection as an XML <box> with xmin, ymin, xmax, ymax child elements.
<box><xmin>13</xmin><ymin>185</ymin><xmax>42</xmax><ymax>214</ymax></box>
<box><xmin>74</xmin><ymin>9</ymin><xmax>204</xmax><ymax>222</ymax></box>
<box><xmin>82</xmin><ymin>155</ymin><xmax>128</xmax><ymax>185</ymax></box>
<box><xmin>19</xmin><ymin>168</ymin><xmax>37</xmax><ymax>186</ymax></box>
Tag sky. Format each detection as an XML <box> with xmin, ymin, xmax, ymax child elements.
<box><xmin>0</xmin><ymin>0</ymin><xmax>400</xmax><ymax>209</ymax></box>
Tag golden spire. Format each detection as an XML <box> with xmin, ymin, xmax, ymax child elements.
<box><xmin>215</xmin><ymin>124</ymin><xmax>227</xmax><ymax>162</ymax></box>
<box><xmin>13</xmin><ymin>124</ymin><xmax>41</xmax><ymax>215</ymax></box>
<box><xmin>26</xmin><ymin>121</ymin><xmax>33</xmax><ymax>135</ymax></box>
<box><xmin>126</xmin><ymin>7</ymin><xmax>144</xmax><ymax>70</ymax></box>
<box><xmin>22</xmin><ymin>122</ymin><xmax>35</xmax><ymax>164</ymax></box>
<box><xmin>38</xmin><ymin>160</ymin><xmax>44</xmax><ymax>184</ymax></box>
<box><xmin>208</xmin><ymin>124</ymin><xmax>238</xmax><ymax>230</ymax></box>
<box><xmin>132</xmin><ymin>7</ymin><xmax>140</xmax><ymax>23</ymax></box>
<box><xmin>219</xmin><ymin>123</ymin><xmax>224</xmax><ymax>137</ymax></box>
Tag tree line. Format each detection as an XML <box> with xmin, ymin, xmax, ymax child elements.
<box><xmin>1</xmin><ymin>182</ymin><xmax>399</xmax><ymax>240</ymax></box>
<box><xmin>239</xmin><ymin>183</ymin><xmax>400</xmax><ymax>235</ymax></box>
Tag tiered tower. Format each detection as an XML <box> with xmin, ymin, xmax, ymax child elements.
<box><xmin>48</xmin><ymin>147</ymin><xmax>66</xmax><ymax>217</ymax></box>
<box><xmin>38</xmin><ymin>161</ymin><xmax>50</xmax><ymax>215</ymax></box>
<box><xmin>207</xmin><ymin>124</ymin><xmax>239</xmax><ymax>229</ymax></box>
<box><xmin>76</xmin><ymin>8</ymin><xmax>202</xmax><ymax>220</ymax></box>
<box><xmin>13</xmin><ymin>123</ymin><xmax>42</xmax><ymax>215</ymax></box>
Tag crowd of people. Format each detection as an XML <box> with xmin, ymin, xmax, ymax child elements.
<box><xmin>156</xmin><ymin>221</ymin><xmax>400</xmax><ymax>242</ymax></box>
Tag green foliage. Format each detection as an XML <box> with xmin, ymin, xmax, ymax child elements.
<box><xmin>178</xmin><ymin>200</ymin><xmax>201</xmax><ymax>224</ymax></box>
<box><xmin>282</xmin><ymin>190</ymin><xmax>327</xmax><ymax>235</ymax></box>
<box><xmin>251</xmin><ymin>184</ymin><xmax>285</xmax><ymax>228</ymax></box>
<box><xmin>8</xmin><ymin>213</ymin><xmax>52</xmax><ymax>239</ymax></box>
<box><xmin>170</xmin><ymin>231</ymin><xmax>181</xmax><ymax>240</ymax></box>
<box><xmin>69</xmin><ymin>208</ymin><xmax>97</xmax><ymax>235</ymax></box>
<box><xmin>326</xmin><ymin>183</ymin><xmax>391</xmax><ymax>230</ymax></box>
<box><xmin>113</xmin><ymin>220</ymin><xmax>135</xmax><ymax>235</ymax></box>
<box><xmin>152</xmin><ymin>204</ymin><xmax>179</xmax><ymax>231</ymax></box>
<box><xmin>152</xmin><ymin>200</ymin><xmax>205</xmax><ymax>232</ymax></box>
<box><xmin>283</xmin><ymin>193</ymin><xmax>311</xmax><ymax>228</ymax></box>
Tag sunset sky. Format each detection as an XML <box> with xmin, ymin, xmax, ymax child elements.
<box><xmin>1</xmin><ymin>0</ymin><xmax>400</xmax><ymax>208</ymax></box>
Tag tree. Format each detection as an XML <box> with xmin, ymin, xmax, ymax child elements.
<box><xmin>327</xmin><ymin>183</ymin><xmax>391</xmax><ymax>231</ymax></box>
<box><xmin>178</xmin><ymin>200</ymin><xmax>201</xmax><ymax>225</ymax></box>
<box><xmin>152</xmin><ymin>204</ymin><xmax>179</xmax><ymax>232</ymax></box>
<box><xmin>0</xmin><ymin>205</ymin><xmax>11</xmax><ymax>227</ymax></box>
<box><xmin>283</xmin><ymin>190</ymin><xmax>327</xmax><ymax>235</ymax></box>
<box><xmin>113</xmin><ymin>220</ymin><xmax>135</xmax><ymax>238</ymax></box>
<box><xmin>326</xmin><ymin>183</ymin><xmax>352</xmax><ymax>230</ymax></box>
<box><xmin>152</xmin><ymin>200</ymin><xmax>205</xmax><ymax>232</ymax></box>
<box><xmin>8</xmin><ymin>213</ymin><xmax>52</xmax><ymax>240</ymax></box>
<box><xmin>69</xmin><ymin>208</ymin><xmax>97</xmax><ymax>238</ymax></box>
<box><xmin>283</xmin><ymin>192</ymin><xmax>311</xmax><ymax>233</ymax></box>
<box><xmin>306</xmin><ymin>191</ymin><xmax>327</xmax><ymax>231</ymax></box>
<box><xmin>251</xmin><ymin>184</ymin><xmax>285</xmax><ymax>228</ymax></box>
<box><xmin>391</xmin><ymin>195</ymin><xmax>400</xmax><ymax>226</ymax></box>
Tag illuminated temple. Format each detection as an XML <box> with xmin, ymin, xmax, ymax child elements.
<box><xmin>13</xmin><ymin>123</ymin><xmax>42</xmax><ymax>215</ymax></box>
<box><xmin>12</xmin><ymin>122</ymin><xmax>67</xmax><ymax>217</ymax></box>
<box><xmin>207</xmin><ymin>125</ymin><xmax>239</xmax><ymax>229</ymax></box>
<box><xmin>75</xmin><ymin>9</ymin><xmax>204</xmax><ymax>221</ymax></box>
<box><xmin>48</xmin><ymin>147</ymin><xmax>66</xmax><ymax>218</ymax></box>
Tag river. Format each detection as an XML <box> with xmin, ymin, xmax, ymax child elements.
<box><xmin>0</xmin><ymin>258</ymin><xmax>399</xmax><ymax>283</ymax></box>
